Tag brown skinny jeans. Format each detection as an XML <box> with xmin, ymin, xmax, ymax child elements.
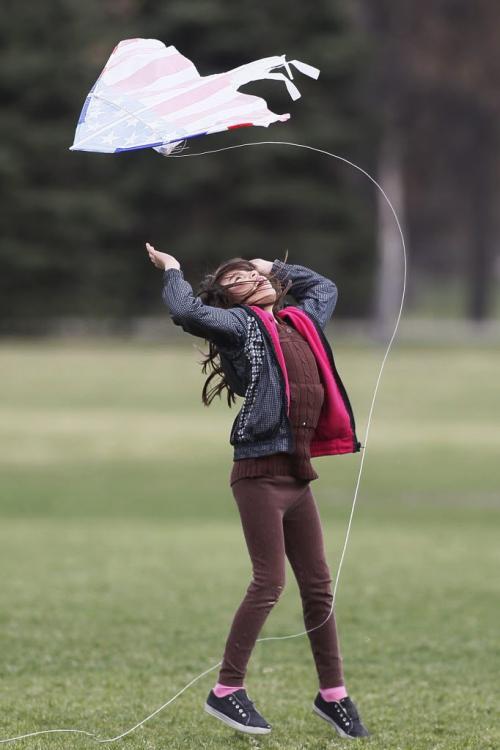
<box><xmin>218</xmin><ymin>474</ymin><xmax>344</xmax><ymax>689</ymax></box>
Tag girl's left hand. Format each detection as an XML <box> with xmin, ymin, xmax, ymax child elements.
<box><xmin>250</xmin><ymin>258</ymin><xmax>273</xmax><ymax>276</ymax></box>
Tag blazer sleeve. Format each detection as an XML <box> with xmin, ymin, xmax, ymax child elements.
<box><xmin>161</xmin><ymin>268</ymin><xmax>248</xmax><ymax>349</ymax></box>
<box><xmin>270</xmin><ymin>258</ymin><xmax>338</xmax><ymax>330</ymax></box>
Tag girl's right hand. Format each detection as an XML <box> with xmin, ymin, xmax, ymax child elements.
<box><xmin>146</xmin><ymin>242</ymin><xmax>181</xmax><ymax>271</ymax></box>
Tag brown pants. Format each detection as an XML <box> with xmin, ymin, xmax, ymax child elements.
<box><xmin>218</xmin><ymin>475</ymin><xmax>344</xmax><ymax>689</ymax></box>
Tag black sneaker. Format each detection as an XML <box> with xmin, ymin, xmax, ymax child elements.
<box><xmin>312</xmin><ymin>692</ymin><xmax>370</xmax><ymax>739</ymax></box>
<box><xmin>204</xmin><ymin>688</ymin><xmax>272</xmax><ymax>735</ymax></box>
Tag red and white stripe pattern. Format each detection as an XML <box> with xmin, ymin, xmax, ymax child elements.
<box><xmin>70</xmin><ymin>39</ymin><xmax>320</xmax><ymax>154</ymax></box>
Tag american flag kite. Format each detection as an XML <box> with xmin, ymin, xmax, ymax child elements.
<box><xmin>70</xmin><ymin>38</ymin><xmax>320</xmax><ymax>155</ymax></box>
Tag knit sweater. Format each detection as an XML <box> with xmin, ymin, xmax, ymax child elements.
<box><xmin>230</xmin><ymin>318</ymin><xmax>325</xmax><ymax>486</ymax></box>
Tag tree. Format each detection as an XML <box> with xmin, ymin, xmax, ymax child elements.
<box><xmin>0</xmin><ymin>0</ymin><xmax>375</xmax><ymax>325</ymax></box>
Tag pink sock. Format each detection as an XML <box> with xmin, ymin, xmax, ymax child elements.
<box><xmin>320</xmin><ymin>685</ymin><xmax>348</xmax><ymax>702</ymax></box>
<box><xmin>213</xmin><ymin>682</ymin><xmax>245</xmax><ymax>698</ymax></box>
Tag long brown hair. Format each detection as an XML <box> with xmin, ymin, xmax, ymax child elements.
<box><xmin>194</xmin><ymin>250</ymin><xmax>292</xmax><ymax>408</ymax></box>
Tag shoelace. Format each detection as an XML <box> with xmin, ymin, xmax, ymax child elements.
<box><xmin>235</xmin><ymin>693</ymin><xmax>255</xmax><ymax>712</ymax></box>
<box><xmin>224</xmin><ymin>692</ymin><xmax>256</xmax><ymax>721</ymax></box>
<box><xmin>340</xmin><ymin>697</ymin><xmax>359</xmax><ymax>721</ymax></box>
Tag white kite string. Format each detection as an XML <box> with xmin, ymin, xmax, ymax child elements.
<box><xmin>0</xmin><ymin>140</ymin><xmax>406</xmax><ymax>744</ymax></box>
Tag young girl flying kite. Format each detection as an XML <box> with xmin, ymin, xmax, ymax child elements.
<box><xmin>146</xmin><ymin>241</ymin><xmax>369</xmax><ymax>740</ymax></box>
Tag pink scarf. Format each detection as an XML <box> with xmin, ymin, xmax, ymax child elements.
<box><xmin>249</xmin><ymin>305</ymin><xmax>356</xmax><ymax>456</ymax></box>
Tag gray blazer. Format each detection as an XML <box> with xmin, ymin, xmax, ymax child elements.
<box><xmin>161</xmin><ymin>258</ymin><xmax>360</xmax><ymax>459</ymax></box>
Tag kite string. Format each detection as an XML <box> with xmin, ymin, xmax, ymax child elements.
<box><xmin>0</xmin><ymin>140</ymin><xmax>406</xmax><ymax>744</ymax></box>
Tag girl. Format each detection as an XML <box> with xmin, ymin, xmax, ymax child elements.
<box><xmin>146</xmin><ymin>242</ymin><xmax>369</xmax><ymax>739</ymax></box>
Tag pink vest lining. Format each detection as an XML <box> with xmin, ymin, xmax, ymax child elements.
<box><xmin>249</xmin><ymin>305</ymin><xmax>355</xmax><ymax>457</ymax></box>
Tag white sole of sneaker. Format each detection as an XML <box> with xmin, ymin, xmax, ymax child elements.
<box><xmin>312</xmin><ymin>703</ymin><xmax>355</xmax><ymax>739</ymax></box>
<box><xmin>204</xmin><ymin>702</ymin><xmax>272</xmax><ymax>734</ymax></box>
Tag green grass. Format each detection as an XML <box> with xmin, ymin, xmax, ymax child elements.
<box><xmin>0</xmin><ymin>340</ymin><xmax>499</xmax><ymax>749</ymax></box>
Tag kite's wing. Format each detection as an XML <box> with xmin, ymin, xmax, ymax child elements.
<box><xmin>69</xmin><ymin>38</ymin><xmax>319</xmax><ymax>155</ymax></box>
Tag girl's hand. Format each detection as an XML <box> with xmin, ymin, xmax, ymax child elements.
<box><xmin>146</xmin><ymin>242</ymin><xmax>181</xmax><ymax>271</ymax></box>
<box><xmin>250</xmin><ymin>258</ymin><xmax>273</xmax><ymax>276</ymax></box>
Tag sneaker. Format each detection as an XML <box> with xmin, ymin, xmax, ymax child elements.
<box><xmin>312</xmin><ymin>692</ymin><xmax>370</xmax><ymax>738</ymax></box>
<box><xmin>204</xmin><ymin>688</ymin><xmax>272</xmax><ymax>735</ymax></box>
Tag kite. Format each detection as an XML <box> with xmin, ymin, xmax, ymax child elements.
<box><xmin>70</xmin><ymin>38</ymin><xmax>320</xmax><ymax>155</ymax></box>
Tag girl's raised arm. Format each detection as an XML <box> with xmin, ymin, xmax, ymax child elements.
<box><xmin>146</xmin><ymin>243</ymin><xmax>247</xmax><ymax>350</ymax></box>
<box><xmin>270</xmin><ymin>258</ymin><xmax>338</xmax><ymax>330</ymax></box>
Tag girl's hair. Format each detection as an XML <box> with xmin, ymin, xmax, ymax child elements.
<box><xmin>195</xmin><ymin>250</ymin><xmax>293</xmax><ymax>408</ymax></box>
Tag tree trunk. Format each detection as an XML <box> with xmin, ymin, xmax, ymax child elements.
<box><xmin>467</xmin><ymin>112</ymin><xmax>494</xmax><ymax>321</ymax></box>
<box><xmin>374</xmin><ymin>125</ymin><xmax>407</xmax><ymax>340</ymax></box>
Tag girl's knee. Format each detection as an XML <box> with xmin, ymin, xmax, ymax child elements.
<box><xmin>248</xmin><ymin>575</ymin><xmax>286</xmax><ymax>603</ymax></box>
<box><xmin>299</xmin><ymin>577</ymin><xmax>333</xmax><ymax>602</ymax></box>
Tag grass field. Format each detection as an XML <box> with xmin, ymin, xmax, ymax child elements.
<box><xmin>0</xmin><ymin>339</ymin><xmax>498</xmax><ymax>749</ymax></box>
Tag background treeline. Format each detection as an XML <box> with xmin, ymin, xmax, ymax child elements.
<box><xmin>1</xmin><ymin>0</ymin><xmax>498</xmax><ymax>326</ymax></box>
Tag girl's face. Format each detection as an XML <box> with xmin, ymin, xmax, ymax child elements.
<box><xmin>219</xmin><ymin>267</ymin><xmax>277</xmax><ymax>306</ymax></box>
